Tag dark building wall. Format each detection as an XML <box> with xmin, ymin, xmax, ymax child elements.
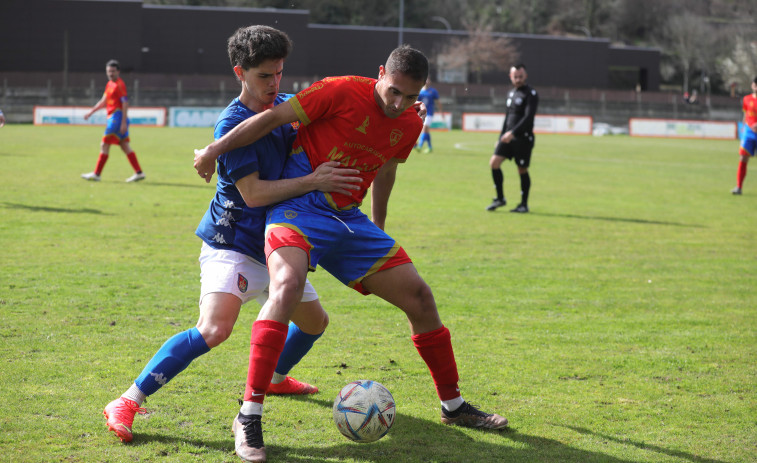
<box><xmin>608</xmin><ymin>46</ymin><xmax>662</xmax><ymax>91</ymax></box>
<box><xmin>0</xmin><ymin>0</ymin><xmax>143</xmax><ymax>73</ymax></box>
<box><xmin>140</xmin><ymin>5</ymin><xmax>311</xmax><ymax>77</ymax></box>
<box><xmin>510</xmin><ymin>35</ymin><xmax>611</xmax><ymax>89</ymax></box>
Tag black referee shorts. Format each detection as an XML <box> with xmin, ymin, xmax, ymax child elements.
<box><xmin>494</xmin><ymin>134</ymin><xmax>534</xmax><ymax>168</ymax></box>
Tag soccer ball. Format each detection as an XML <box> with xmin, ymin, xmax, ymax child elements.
<box><xmin>332</xmin><ymin>380</ymin><xmax>396</xmax><ymax>443</ymax></box>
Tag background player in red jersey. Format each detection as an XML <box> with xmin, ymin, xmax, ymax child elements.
<box><xmin>195</xmin><ymin>45</ymin><xmax>507</xmax><ymax>463</ymax></box>
<box><xmin>81</xmin><ymin>59</ymin><xmax>145</xmax><ymax>183</ymax></box>
<box><xmin>732</xmin><ymin>76</ymin><xmax>757</xmax><ymax>195</ymax></box>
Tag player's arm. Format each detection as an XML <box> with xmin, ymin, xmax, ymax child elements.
<box><xmin>120</xmin><ymin>97</ymin><xmax>129</xmax><ymax>133</ymax></box>
<box><xmin>84</xmin><ymin>94</ymin><xmax>107</xmax><ymax>120</ymax></box>
<box><xmin>370</xmin><ymin>158</ymin><xmax>400</xmax><ymax>231</ymax></box>
<box><xmin>194</xmin><ymin>102</ymin><xmax>299</xmax><ymax>183</ymax></box>
<box><xmin>235</xmin><ymin>161</ymin><xmax>361</xmax><ymax>208</ymax></box>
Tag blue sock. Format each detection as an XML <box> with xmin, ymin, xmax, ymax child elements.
<box><xmin>421</xmin><ymin>133</ymin><xmax>431</xmax><ymax>148</ymax></box>
<box><xmin>134</xmin><ymin>327</ymin><xmax>210</xmax><ymax>395</ymax></box>
<box><xmin>274</xmin><ymin>322</ymin><xmax>323</xmax><ymax>376</ymax></box>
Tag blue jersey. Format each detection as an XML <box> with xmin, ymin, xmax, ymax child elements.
<box><xmin>195</xmin><ymin>95</ymin><xmax>297</xmax><ymax>264</ymax></box>
<box><xmin>418</xmin><ymin>87</ymin><xmax>440</xmax><ymax>116</ymax></box>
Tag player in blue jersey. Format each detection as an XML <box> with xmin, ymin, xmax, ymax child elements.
<box><xmin>102</xmin><ymin>25</ymin><xmax>360</xmax><ymax>445</ymax></box>
<box><xmin>415</xmin><ymin>78</ymin><xmax>443</xmax><ymax>153</ymax></box>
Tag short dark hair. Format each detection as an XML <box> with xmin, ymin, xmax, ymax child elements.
<box><xmin>227</xmin><ymin>25</ymin><xmax>292</xmax><ymax>71</ymax></box>
<box><xmin>385</xmin><ymin>45</ymin><xmax>428</xmax><ymax>84</ymax></box>
<box><xmin>753</xmin><ymin>76</ymin><xmax>757</xmax><ymax>85</ymax></box>
<box><xmin>512</xmin><ymin>63</ymin><xmax>527</xmax><ymax>71</ymax></box>
<box><xmin>106</xmin><ymin>59</ymin><xmax>120</xmax><ymax>70</ymax></box>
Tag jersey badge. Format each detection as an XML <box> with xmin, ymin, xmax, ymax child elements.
<box><xmin>237</xmin><ymin>273</ymin><xmax>248</xmax><ymax>293</ymax></box>
<box><xmin>356</xmin><ymin>116</ymin><xmax>369</xmax><ymax>134</ymax></box>
<box><xmin>390</xmin><ymin>128</ymin><xmax>403</xmax><ymax>146</ymax></box>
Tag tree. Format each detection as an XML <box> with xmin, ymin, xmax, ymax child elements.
<box><xmin>436</xmin><ymin>17</ymin><xmax>519</xmax><ymax>84</ymax></box>
<box><xmin>662</xmin><ymin>12</ymin><xmax>717</xmax><ymax>93</ymax></box>
<box><xmin>718</xmin><ymin>29</ymin><xmax>757</xmax><ymax>93</ymax></box>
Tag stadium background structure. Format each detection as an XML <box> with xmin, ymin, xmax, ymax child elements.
<box><xmin>0</xmin><ymin>0</ymin><xmax>742</xmax><ymax>126</ymax></box>
<box><xmin>1</xmin><ymin>0</ymin><xmax>658</xmax><ymax>89</ymax></box>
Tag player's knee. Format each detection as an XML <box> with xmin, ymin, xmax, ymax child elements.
<box><xmin>409</xmin><ymin>280</ymin><xmax>437</xmax><ymax>317</ymax></box>
<box><xmin>269</xmin><ymin>273</ymin><xmax>306</xmax><ymax>308</ymax></box>
<box><xmin>318</xmin><ymin>311</ymin><xmax>330</xmax><ymax>332</ymax></box>
<box><xmin>196</xmin><ymin>320</ymin><xmax>234</xmax><ymax>348</ymax></box>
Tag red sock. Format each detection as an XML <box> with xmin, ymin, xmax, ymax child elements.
<box><xmin>94</xmin><ymin>153</ymin><xmax>109</xmax><ymax>175</ymax></box>
<box><xmin>243</xmin><ymin>320</ymin><xmax>288</xmax><ymax>404</ymax></box>
<box><xmin>737</xmin><ymin>160</ymin><xmax>747</xmax><ymax>189</ymax></box>
<box><xmin>412</xmin><ymin>326</ymin><xmax>461</xmax><ymax>401</ymax></box>
<box><xmin>126</xmin><ymin>151</ymin><xmax>142</xmax><ymax>173</ymax></box>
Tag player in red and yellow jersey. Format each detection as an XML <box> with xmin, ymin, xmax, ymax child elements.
<box><xmin>732</xmin><ymin>76</ymin><xmax>757</xmax><ymax>195</ymax></box>
<box><xmin>194</xmin><ymin>45</ymin><xmax>508</xmax><ymax>461</ymax></box>
<box><xmin>81</xmin><ymin>59</ymin><xmax>145</xmax><ymax>183</ymax></box>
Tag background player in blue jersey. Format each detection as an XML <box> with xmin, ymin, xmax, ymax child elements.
<box><xmin>415</xmin><ymin>78</ymin><xmax>443</xmax><ymax>153</ymax></box>
<box><xmin>103</xmin><ymin>25</ymin><xmax>360</xmax><ymax>446</ymax></box>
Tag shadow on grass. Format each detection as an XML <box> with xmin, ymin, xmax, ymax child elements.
<box><xmin>558</xmin><ymin>425</ymin><xmax>726</xmax><ymax>463</ymax></box>
<box><xmin>126</xmin><ymin>432</ymin><xmax>231</xmax><ymax>454</ymax></box>
<box><xmin>1</xmin><ymin>201</ymin><xmax>112</xmax><ymax>215</ymax></box>
<box><xmin>530</xmin><ymin>211</ymin><xmax>705</xmax><ymax>228</ymax></box>
<box><xmin>120</xmin><ymin>397</ymin><xmax>726</xmax><ymax>463</ymax></box>
<box><xmin>257</xmin><ymin>397</ymin><xmax>644</xmax><ymax>463</ymax></box>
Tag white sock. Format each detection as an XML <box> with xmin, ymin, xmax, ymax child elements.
<box><xmin>271</xmin><ymin>372</ymin><xmax>286</xmax><ymax>384</ymax></box>
<box><xmin>240</xmin><ymin>401</ymin><xmax>263</xmax><ymax>416</ymax></box>
<box><xmin>441</xmin><ymin>396</ymin><xmax>465</xmax><ymax>412</ymax></box>
<box><xmin>122</xmin><ymin>384</ymin><xmax>147</xmax><ymax>406</ymax></box>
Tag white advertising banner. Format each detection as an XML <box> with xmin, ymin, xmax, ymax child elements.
<box><xmin>629</xmin><ymin>118</ymin><xmax>737</xmax><ymax>139</ymax></box>
<box><xmin>428</xmin><ymin>112</ymin><xmax>452</xmax><ymax>131</ymax></box>
<box><xmin>462</xmin><ymin>113</ymin><xmax>592</xmax><ymax>135</ymax></box>
<box><xmin>34</xmin><ymin>106</ymin><xmax>167</xmax><ymax>126</ymax></box>
<box><xmin>169</xmin><ymin>107</ymin><xmax>225</xmax><ymax>127</ymax></box>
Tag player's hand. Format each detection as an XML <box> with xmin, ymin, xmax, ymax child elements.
<box><xmin>413</xmin><ymin>101</ymin><xmax>427</xmax><ymax>121</ymax></box>
<box><xmin>311</xmin><ymin>161</ymin><xmax>362</xmax><ymax>195</ymax></box>
<box><xmin>500</xmin><ymin>131</ymin><xmax>514</xmax><ymax>143</ymax></box>
<box><xmin>194</xmin><ymin>147</ymin><xmax>216</xmax><ymax>183</ymax></box>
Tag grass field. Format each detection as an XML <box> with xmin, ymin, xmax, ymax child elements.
<box><xmin>0</xmin><ymin>125</ymin><xmax>755</xmax><ymax>463</ymax></box>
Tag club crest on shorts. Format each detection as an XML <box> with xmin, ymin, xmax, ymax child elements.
<box><xmin>389</xmin><ymin>128</ymin><xmax>403</xmax><ymax>146</ymax></box>
<box><xmin>237</xmin><ymin>273</ymin><xmax>248</xmax><ymax>293</ymax></box>
<box><xmin>285</xmin><ymin>210</ymin><xmax>298</xmax><ymax>219</ymax></box>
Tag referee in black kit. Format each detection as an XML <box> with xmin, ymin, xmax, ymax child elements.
<box><xmin>486</xmin><ymin>63</ymin><xmax>539</xmax><ymax>213</ymax></box>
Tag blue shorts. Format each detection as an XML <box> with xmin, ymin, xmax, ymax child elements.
<box><xmin>265</xmin><ymin>195</ymin><xmax>412</xmax><ymax>295</ymax></box>
<box><xmin>740</xmin><ymin>127</ymin><xmax>756</xmax><ymax>157</ymax></box>
<box><xmin>103</xmin><ymin>110</ymin><xmax>130</xmax><ymax>144</ymax></box>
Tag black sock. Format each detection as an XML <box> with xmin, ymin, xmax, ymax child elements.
<box><xmin>519</xmin><ymin>172</ymin><xmax>530</xmax><ymax>205</ymax></box>
<box><xmin>492</xmin><ymin>169</ymin><xmax>504</xmax><ymax>200</ymax></box>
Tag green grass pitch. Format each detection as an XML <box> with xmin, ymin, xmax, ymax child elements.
<box><xmin>0</xmin><ymin>125</ymin><xmax>754</xmax><ymax>462</ymax></box>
